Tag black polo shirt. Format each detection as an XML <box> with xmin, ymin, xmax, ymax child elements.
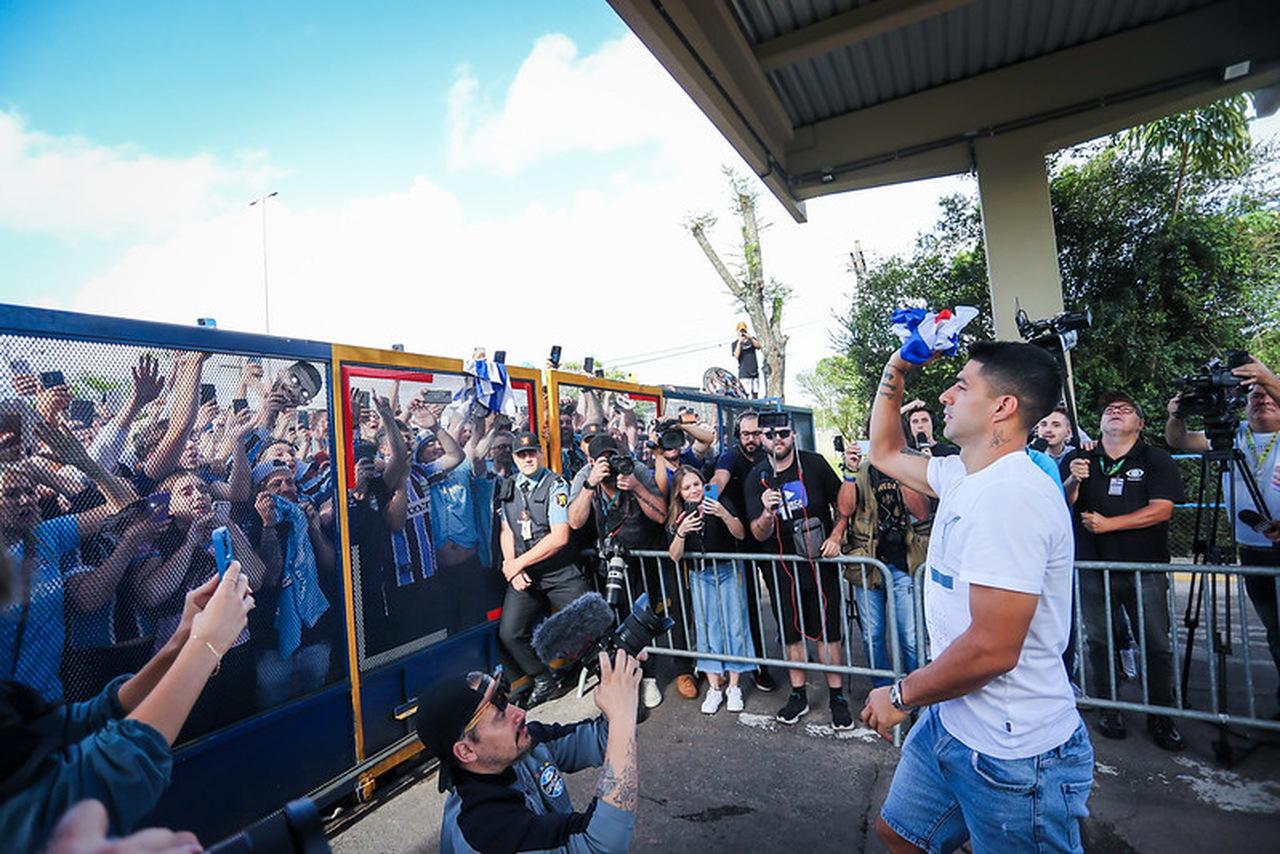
<box><xmin>1074</xmin><ymin>440</ymin><xmax>1185</xmax><ymax>562</ymax></box>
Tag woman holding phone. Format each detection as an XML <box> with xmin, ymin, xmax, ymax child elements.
<box><xmin>667</xmin><ymin>465</ymin><xmax>756</xmax><ymax>714</ymax></box>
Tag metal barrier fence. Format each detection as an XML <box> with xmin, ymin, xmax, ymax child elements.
<box><xmin>595</xmin><ymin>549</ymin><xmax>909</xmax><ymax>687</ymax></box>
<box><xmin>912</xmin><ymin>561</ymin><xmax>1280</xmax><ymax>735</ymax></box>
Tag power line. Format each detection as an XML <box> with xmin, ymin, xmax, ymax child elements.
<box><xmin>605</xmin><ymin>317</ymin><xmax>829</xmax><ymax>369</ymax></box>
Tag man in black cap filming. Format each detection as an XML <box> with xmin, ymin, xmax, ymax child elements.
<box><xmin>497</xmin><ymin>431</ymin><xmax>589</xmax><ymax>708</ymax></box>
<box><xmin>417</xmin><ymin>652</ymin><xmax>643</xmax><ymax>854</ymax></box>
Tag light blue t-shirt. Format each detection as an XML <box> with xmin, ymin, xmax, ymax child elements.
<box><xmin>2</xmin><ymin>515</ymin><xmax>80</xmax><ymax>700</ymax></box>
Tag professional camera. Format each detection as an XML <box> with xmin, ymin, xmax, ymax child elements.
<box><xmin>1176</xmin><ymin>350</ymin><xmax>1251</xmax><ymax>445</ymax></box>
<box><xmin>599</xmin><ymin>538</ymin><xmax>629</xmax><ymax>606</ymax></box>
<box><xmin>531</xmin><ymin>592</ymin><xmax>675</xmax><ymax>686</ymax></box>
<box><xmin>606</xmin><ymin>453</ymin><xmax>635</xmax><ymax>477</ymax></box>
<box><xmin>1015</xmin><ymin>306</ymin><xmax>1092</xmax><ymax>346</ymax></box>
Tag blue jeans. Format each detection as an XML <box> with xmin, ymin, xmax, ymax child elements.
<box><xmin>688</xmin><ymin>559</ymin><xmax>757</xmax><ymax>674</ymax></box>
<box><xmin>882</xmin><ymin>706</ymin><xmax>1094</xmax><ymax>853</ymax></box>
<box><xmin>852</xmin><ymin>563</ymin><xmax>917</xmax><ymax>687</ymax></box>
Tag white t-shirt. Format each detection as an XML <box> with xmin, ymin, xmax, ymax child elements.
<box><xmin>924</xmin><ymin>452</ymin><xmax>1079</xmax><ymax>759</ymax></box>
<box><xmin>1231</xmin><ymin>424</ymin><xmax>1280</xmax><ymax>549</ymax></box>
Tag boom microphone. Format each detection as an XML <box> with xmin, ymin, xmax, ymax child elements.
<box><xmin>532</xmin><ymin>592</ymin><xmax>616</xmax><ymax>666</ymax></box>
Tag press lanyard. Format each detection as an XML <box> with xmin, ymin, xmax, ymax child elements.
<box><xmin>1244</xmin><ymin>430</ymin><xmax>1278</xmax><ymax>478</ymax></box>
<box><xmin>1100</xmin><ymin>456</ymin><xmax>1126</xmax><ymax>477</ymax></box>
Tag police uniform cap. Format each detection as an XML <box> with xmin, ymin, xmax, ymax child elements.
<box><xmin>513</xmin><ymin>431</ymin><xmax>541</xmax><ymax>453</ymax></box>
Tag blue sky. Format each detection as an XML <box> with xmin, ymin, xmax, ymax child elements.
<box><xmin>0</xmin><ymin>0</ymin><xmax>638</xmax><ymax>302</ymax></box>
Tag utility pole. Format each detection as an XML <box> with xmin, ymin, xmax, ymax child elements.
<box><xmin>249</xmin><ymin>191</ymin><xmax>279</xmax><ymax>333</ymax></box>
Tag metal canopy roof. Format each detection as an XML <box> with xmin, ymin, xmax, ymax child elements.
<box><xmin>608</xmin><ymin>0</ymin><xmax>1280</xmax><ymax>221</ymax></box>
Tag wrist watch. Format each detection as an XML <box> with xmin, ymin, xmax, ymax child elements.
<box><xmin>889</xmin><ymin>678</ymin><xmax>915</xmax><ymax>712</ymax></box>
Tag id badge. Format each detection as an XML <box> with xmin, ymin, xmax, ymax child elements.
<box><xmin>520</xmin><ymin>518</ymin><xmax>534</xmax><ymax>541</ymax></box>
<box><xmin>1108</xmin><ymin>477</ymin><xmax>1124</xmax><ymax>496</ymax></box>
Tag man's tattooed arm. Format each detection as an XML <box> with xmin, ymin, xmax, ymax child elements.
<box><xmin>594</xmin><ymin>737</ymin><xmax>638</xmax><ymax>812</ymax></box>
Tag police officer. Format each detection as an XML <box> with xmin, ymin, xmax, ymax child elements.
<box><xmin>497</xmin><ymin>431</ymin><xmax>588</xmax><ymax>707</ymax></box>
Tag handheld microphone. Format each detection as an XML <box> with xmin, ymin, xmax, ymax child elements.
<box><xmin>1030</xmin><ymin>437</ymin><xmax>1049</xmax><ymax>452</ymax></box>
<box><xmin>532</xmin><ymin>592</ymin><xmax>616</xmax><ymax>666</ymax></box>
<box><xmin>915</xmin><ymin>431</ymin><xmax>929</xmax><ymax>448</ymax></box>
<box><xmin>1238</xmin><ymin>509</ymin><xmax>1278</xmax><ymax>535</ymax></box>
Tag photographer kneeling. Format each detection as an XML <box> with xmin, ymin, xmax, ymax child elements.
<box><xmin>418</xmin><ymin>651</ymin><xmax>643</xmax><ymax>854</ymax></box>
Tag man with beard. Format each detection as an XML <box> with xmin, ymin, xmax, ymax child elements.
<box><xmin>419</xmin><ymin>653</ymin><xmax>643</xmax><ymax>854</ymax></box>
<box><xmin>711</xmin><ymin>410</ymin><xmax>777</xmax><ymax>692</ymax></box>
<box><xmin>743</xmin><ymin>415</ymin><xmax>848</xmax><ymax>727</ymax></box>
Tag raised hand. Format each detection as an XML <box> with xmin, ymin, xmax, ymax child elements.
<box><xmin>130</xmin><ymin>354</ymin><xmax>164</xmax><ymax>408</ymax></box>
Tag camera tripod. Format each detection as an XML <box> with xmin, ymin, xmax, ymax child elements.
<box><xmin>1180</xmin><ymin>425</ymin><xmax>1272</xmax><ymax>766</ymax></box>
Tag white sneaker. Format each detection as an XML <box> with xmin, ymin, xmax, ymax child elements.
<box><xmin>1120</xmin><ymin>648</ymin><xmax>1138</xmax><ymax>680</ymax></box>
<box><xmin>701</xmin><ymin>688</ymin><xmax>724</xmax><ymax>715</ymax></box>
<box><xmin>641</xmin><ymin>677</ymin><xmax>663</xmax><ymax>709</ymax></box>
<box><xmin>726</xmin><ymin>686</ymin><xmax>745</xmax><ymax>713</ymax></box>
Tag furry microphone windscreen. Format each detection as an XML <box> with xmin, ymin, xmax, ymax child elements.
<box><xmin>531</xmin><ymin>592</ymin><xmax>616</xmax><ymax>665</ymax></box>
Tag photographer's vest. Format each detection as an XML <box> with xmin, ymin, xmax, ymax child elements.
<box><xmin>501</xmin><ymin>470</ymin><xmax>575</xmax><ymax>574</ymax></box>
<box><xmin>841</xmin><ymin>461</ymin><xmax>931</xmax><ymax>588</ymax></box>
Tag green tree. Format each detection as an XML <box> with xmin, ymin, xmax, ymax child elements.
<box><xmin>1122</xmin><ymin>95</ymin><xmax>1253</xmax><ymax>224</ymax></box>
<box><xmin>797</xmin><ymin>354</ymin><xmax>866</xmax><ymax>438</ymax></box>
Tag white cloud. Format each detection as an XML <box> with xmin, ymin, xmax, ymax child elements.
<box><xmin>0</xmin><ymin>109</ymin><xmax>282</xmax><ymax>239</ymax></box>
<box><xmin>45</xmin><ymin>33</ymin><xmax>975</xmax><ymax>406</ymax></box>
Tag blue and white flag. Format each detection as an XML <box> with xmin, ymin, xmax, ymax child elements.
<box><xmin>890</xmin><ymin>306</ymin><xmax>979</xmax><ymax>365</ymax></box>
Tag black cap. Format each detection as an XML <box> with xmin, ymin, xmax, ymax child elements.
<box><xmin>513</xmin><ymin>431</ymin><xmax>541</xmax><ymax>453</ymax></box>
<box><xmin>580</xmin><ymin>422</ymin><xmax>606</xmax><ymax>440</ymax></box>
<box><xmin>414</xmin><ymin>674</ymin><xmax>487</xmax><ymax>792</ymax></box>
<box><xmin>588</xmin><ymin>434</ymin><xmax>619</xmax><ymax>460</ymax></box>
<box><xmin>1097</xmin><ymin>391</ymin><xmax>1144</xmax><ymax>419</ymax></box>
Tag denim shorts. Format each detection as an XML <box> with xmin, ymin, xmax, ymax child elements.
<box><xmin>881</xmin><ymin>706</ymin><xmax>1094</xmax><ymax>853</ymax></box>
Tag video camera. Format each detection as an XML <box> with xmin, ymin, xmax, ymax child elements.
<box><xmin>1015</xmin><ymin>306</ymin><xmax>1092</xmax><ymax>347</ymax></box>
<box><xmin>1176</xmin><ymin>350</ymin><xmax>1251</xmax><ymax>445</ymax></box>
<box><xmin>532</xmin><ymin>591</ymin><xmax>675</xmax><ymax>687</ymax></box>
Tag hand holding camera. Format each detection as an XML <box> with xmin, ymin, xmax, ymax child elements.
<box><xmin>587</xmin><ymin>456</ymin><xmax>612</xmax><ymax>488</ymax></box>
<box><xmin>594</xmin><ymin>648</ymin><xmax>645</xmax><ymax>725</ymax></box>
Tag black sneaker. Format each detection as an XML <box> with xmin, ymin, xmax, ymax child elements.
<box><xmin>830</xmin><ymin>693</ymin><xmax>854</xmax><ymax>731</ymax></box>
<box><xmin>1147</xmin><ymin>715</ymin><xmax>1184</xmax><ymax>752</ymax></box>
<box><xmin>753</xmin><ymin>668</ymin><xmax>777</xmax><ymax>693</ymax></box>
<box><xmin>1096</xmin><ymin>710</ymin><xmax>1126</xmax><ymax>740</ymax></box>
<box><xmin>776</xmin><ymin>690</ymin><xmax>809</xmax><ymax>725</ymax></box>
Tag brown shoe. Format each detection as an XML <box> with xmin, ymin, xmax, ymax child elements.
<box><xmin>676</xmin><ymin>673</ymin><xmax>699</xmax><ymax>699</ymax></box>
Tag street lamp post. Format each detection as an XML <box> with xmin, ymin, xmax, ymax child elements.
<box><xmin>249</xmin><ymin>191</ymin><xmax>278</xmax><ymax>333</ymax></box>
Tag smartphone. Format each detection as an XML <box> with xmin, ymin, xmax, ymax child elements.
<box><xmin>39</xmin><ymin>370</ymin><xmax>66</xmax><ymax>390</ymax></box>
<box><xmin>424</xmin><ymin>389</ymin><xmax>453</xmax><ymax>404</ymax></box>
<box><xmin>200</xmin><ymin>383</ymin><xmax>217</xmax><ymax>405</ymax></box>
<box><xmin>833</xmin><ymin>435</ymin><xmax>845</xmax><ymax>453</ymax></box>
<box><xmin>549</xmin><ymin>345</ymin><xmax>562</xmax><ymax>369</ymax></box>
<box><xmin>297</xmin><ymin>409</ymin><xmax>310</xmax><ymax>428</ymax></box>
<box><xmin>146</xmin><ymin>491</ymin><xmax>171</xmax><ymax>519</ymax></box>
<box><xmin>212</xmin><ymin>500</ymin><xmax>231</xmax><ymax>519</ymax></box>
<box><xmin>353</xmin><ymin>440</ymin><xmax>378</xmax><ymax>464</ymax></box>
<box><xmin>583</xmin><ymin>357</ymin><xmax>595</xmax><ymax>375</ymax></box>
<box><xmin>703</xmin><ymin>482</ymin><xmax>720</xmax><ymax>502</ymax></box>
<box><xmin>211</xmin><ymin>526</ymin><xmax>234</xmax><ymax>579</ymax></box>
<box><xmin>758</xmin><ymin>411</ymin><xmax>789</xmax><ymax>429</ymax></box>
<box><xmin>247</xmin><ymin>356</ymin><xmax>263</xmax><ymax>366</ymax></box>
<box><xmin>68</xmin><ymin>399</ymin><xmax>96</xmax><ymax>425</ymax></box>
<box><xmin>9</xmin><ymin>358</ymin><xmax>32</xmax><ymax>376</ymax></box>
<box><xmin>493</xmin><ymin>350</ymin><xmax>506</xmax><ymax>364</ymax></box>
<box><xmin>232</xmin><ymin>398</ymin><xmax>249</xmax><ymax>414</ymax></box>
<box><xmin>353</xmin><ymin>389</ymin><xmax>371</xmax><ymax>409</ymax></box>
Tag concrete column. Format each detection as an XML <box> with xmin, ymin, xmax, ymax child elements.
<box><xmin>974</xmin><ymin>137</ymin><xmax>1064</xmax><ymax>340</ymax></box>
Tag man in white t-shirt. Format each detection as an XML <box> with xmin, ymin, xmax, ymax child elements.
<box><xmin>861</xmin><ymin>341</ymin><xmax>1093</xmax><ymax>853</ymax></box>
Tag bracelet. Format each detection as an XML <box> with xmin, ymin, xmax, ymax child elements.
<box><xmin>192</xmin><ymin>636</ymin><xmax>222</xmax><ymax>675</ymax></box>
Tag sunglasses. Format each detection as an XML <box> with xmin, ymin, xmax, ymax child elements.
<box><xmin>762</xmin><ymin>429</ymin><xmax>792</xmax><ymax>439</ymax></box>
<box><xmin>462</xmin><ymin>667</ymin><xmax>508</xmax><ymax>736</ymax></box>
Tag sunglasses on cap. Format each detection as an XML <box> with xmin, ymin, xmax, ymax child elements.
<box><xmin>762</xmin><ymin>428</ymin><xmax>792</xmax><ymax>439</ymax></box>
<box><xmin>461</xmin><ymin>666</ymin><xmax>509</xmax><ymax>737</ymax></box>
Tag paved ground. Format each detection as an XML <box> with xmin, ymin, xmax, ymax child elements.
<box><xmin>332</xmin><ymin>573</ymin><xmax>1280</xmax><ymax>852</ymax></box>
